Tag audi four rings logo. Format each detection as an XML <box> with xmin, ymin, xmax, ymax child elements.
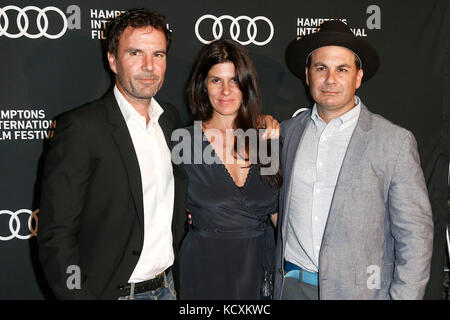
<box><xmin>0</xmin><ymin>209</ymin><xmax>38</xmax><ymax>241</ymax></box>
<box><xmin>195</xmin><ymin>14</ymin><xmax>274</xmax><ymax>46</ymax></box>
<box><xmin>0</xmin><ymin>5</ymin><xmax>68</xmax><ymax>39</ymax></box>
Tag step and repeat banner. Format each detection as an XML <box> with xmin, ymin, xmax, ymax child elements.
<box><xmin>0</xmin><ymin>0</ymin><xmax>449</xmax><ymax>299</ymax></box>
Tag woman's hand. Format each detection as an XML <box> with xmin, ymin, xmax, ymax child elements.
<box><xmin>186</xmin><ymin>208</ymin><xmax>192</xmax><ymax>225</ymax></box>
<box><xmin>271</xmin><ymin>213</ymin><xmax>278</xmax><ymax>227</ymax></box>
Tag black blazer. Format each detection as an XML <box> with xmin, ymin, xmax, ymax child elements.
<box><xmin>37</xmin><ymin>91</ymin><xmax>188</xmax><ymax>299</ymax></box>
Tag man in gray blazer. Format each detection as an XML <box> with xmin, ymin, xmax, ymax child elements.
<box><xmin>274</xmin><ymin>20</ymin><xmax>433</xmax><ymax>300</ymax></box>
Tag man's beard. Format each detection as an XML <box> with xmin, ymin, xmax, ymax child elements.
<box><xmin>118</xmin><ymin>73</ymin><xmax>162</xmax><ymax>100</ymax></box>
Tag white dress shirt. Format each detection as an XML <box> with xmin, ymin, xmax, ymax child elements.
<box><xmin>285</xmin><ymin>97</ymin><xmax>361</xmax><ymax>273</ymax></box>
<box><xmin>114</xmin><ymin>86</ymin><xmax>175</xmax><ymax>282</ymax></box>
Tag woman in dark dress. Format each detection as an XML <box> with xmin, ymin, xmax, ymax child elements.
<box><xmin>178</xmin><ymin>39</ymin><xmax>281</xmax><ymax>300</ymax></box>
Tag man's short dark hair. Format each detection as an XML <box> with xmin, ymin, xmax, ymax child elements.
<box><xmin>105</xmin><ymin>8</ymin><xmax>171</xmax><ymax>56</ymax></box>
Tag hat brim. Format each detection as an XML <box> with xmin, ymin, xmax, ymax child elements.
<box><xmin>286</xmin><ymin>32</ymin><xmax>380</xmax><ymax>82</ymax></box>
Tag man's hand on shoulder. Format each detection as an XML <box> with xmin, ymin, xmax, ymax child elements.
<box><xmin>258</xmin><ymin>114</ymin><xmax>280</xmax><ymax>140</ymax></box>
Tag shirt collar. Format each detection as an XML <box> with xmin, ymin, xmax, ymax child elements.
<box><xmin>311</xmin><ymin>96</ymin><xmax>361</xmax><ymax>128</ymax></box>
<box><xmin>114</xmin><ymin>85</ymin><xmax>164</xmax><ymax>127</ymax></box>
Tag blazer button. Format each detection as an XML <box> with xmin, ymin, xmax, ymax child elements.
<box><xmin>278</xmin><ymin>268</ymin><xmax>284</xmax><ymax>275</ymax></box>
<box><xmin>132</xmin><ymin>250</ymin><xmax>141</xmax><ymax>256</ymax></box>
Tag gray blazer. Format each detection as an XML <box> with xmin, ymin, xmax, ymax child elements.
<box><xmin>274</xmin><ymin>103</ymin><xmax>433</xmax><ymax>300</ymax></box>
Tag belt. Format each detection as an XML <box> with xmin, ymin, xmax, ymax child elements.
<box><xmin>189</xmin><ymin>225</ymin><xmax>264</xmax><ymax>239</ymax></box>
<box><xmin>284</xmin><ymin>261</ymin><xmax>318</xmax><ymax>286</ymax></box>
<box><xmin>118</xmin><ymin>270</ymin><xmax>167</xmax><ymax>296</ymax></box>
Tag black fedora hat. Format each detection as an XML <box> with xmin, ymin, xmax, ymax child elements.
<box><xmin>285</xmin><ymin>20</ymin><xmax>379</xmax><ymax>82</ymax></box>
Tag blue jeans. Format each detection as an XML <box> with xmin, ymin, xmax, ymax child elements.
<box><xmin>118</xmin><ymin>270</ymin><xmax>177</xmax><ymax>300</ymax></box>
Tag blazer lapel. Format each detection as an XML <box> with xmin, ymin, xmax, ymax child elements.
<box><xmin>281</xmin><ymin>112</ymin><xmax>311</xmax><ymax>233</ymax></box>
<box><xmin>103</xmin><ymin>91</ymin><xmax>145</xmax><ymax>237</ymax></box>
<box><xmin>322</xmin><ymin>104</ymin><xmax>372</xmax><ymax>241</ymax></box>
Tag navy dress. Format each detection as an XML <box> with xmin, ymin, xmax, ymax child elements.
<box><xmin>178</xmin><ymin>125</ymin><xmax>278</xmax><ymax>300</ymax></box>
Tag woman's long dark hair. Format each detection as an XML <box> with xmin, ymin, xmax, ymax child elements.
<box><xmin>186</xmin><ymin>39</ymin><xmax>281</xmax><ymax>188</ymax></box>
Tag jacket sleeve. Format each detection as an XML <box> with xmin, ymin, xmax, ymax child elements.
<box><xmin>37</xmin><ymin>112</ymin><xmax>95</xmax><ymax>299</ymax></box>
<box><xmin>388</xmin><ymin>131</ymin><xmax>434</xmax><ymax>299</ymax></box>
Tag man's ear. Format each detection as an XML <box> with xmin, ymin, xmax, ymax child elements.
<box><xmin>107</xmin><ymin>52</ymin><xmax>117</xmax><ymax>74</ymax></box>
<box><xmin>355</xmin><ymin>68</ymin><xmax>364</xmax><ymax>89</ymax></box>
<box><xmin>305</xmin><ymin>66</ymin><xmax>310</xmax><ymax>86</ymax></box>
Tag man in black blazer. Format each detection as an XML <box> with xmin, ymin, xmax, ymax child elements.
<box><xmin>37</xmin><ymin>9</ymin><xmax>188</xmax><ymax>300</ymax></box>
